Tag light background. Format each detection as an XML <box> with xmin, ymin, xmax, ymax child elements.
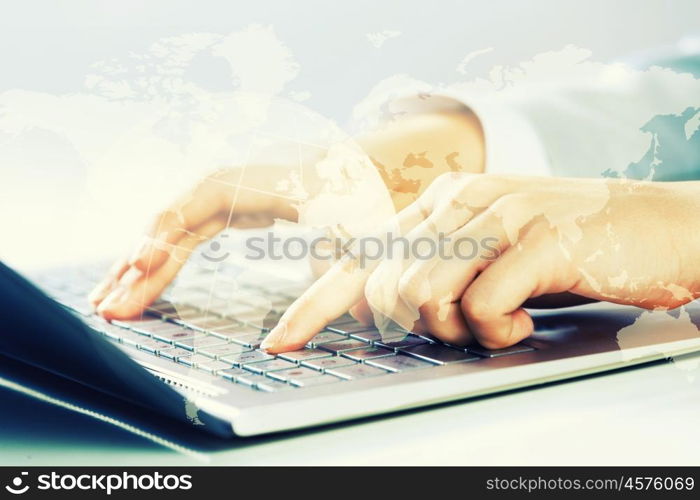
<box><xmin>1</xmin><ymin>0</ymin><xmax>699</xmax><ymax>268</ymax></box>
<box><xmin>2</xmin><ymin>0</ymin><xmax>699</xmax><ymax>119</ymax></box>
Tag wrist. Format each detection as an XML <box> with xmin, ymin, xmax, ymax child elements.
<box><xmin>358</xmin><ymin>110</ymin><xmax>485</xmax><ymax>210</ymax></box>
<box><xmin>675</xmin><ymin>183</ymin><xmax>700</xmax><ymax>298</ymax></box>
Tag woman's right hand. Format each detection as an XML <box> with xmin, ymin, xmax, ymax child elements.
<box><xmin>260</xmin><ymin>173</ymin><xmax>700</xmax><ymax>353</ymax></box>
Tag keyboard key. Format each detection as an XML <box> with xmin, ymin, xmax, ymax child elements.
<box><xmin>402</xmin><ymin>344</ymin><xmax>480</xmax><ymax>365</ymax></box>
<box><xmin>243</xmin><ymin>359</ymin><xmax>297</xmax><ymax>374</ymax></box>
<box><xmin>317</xmin><ymin>338</ymin><xmax>369</xmax><ymax>353</ymax></box>
<box><xmin>151</xmin><ymin>328</ymin><xmax>203</xmax><ymax>343</ymax></box>
<box><xmin>146</xmin><ymin>301</ymin><xmax>183</xmax><ymax>315</ymax></box>
<box><xmin>268</xmin><ymin>367</ymin><xmax>323</xmax><ymax>383</ymax></box>
<box><xmin>349</xmin><ymin>326</ymin><xmax>406</xmax><ymax>343</ymax></box>
<box><xmin>467</xmin><ymin>343</ymin><xmax>536</xmax><ymax>358</ymax></box>
<box><xmin>326</xmin><ymin>320</ymin><xmax>375</xmax><ymax>334</ymax></box>
<box><xmin>178</xmin><ymin>296</ymin><xmax>229</xmax><ymax>314</ymax></box>
<box><xmin>367</xmin><ymin>354</ymin><xmax>434</xmax><ymax>372</ymax></box>
<box><xmin>98</xmin><ymin>325</ymin><xmax>127</xmax><ymax>341</ymax></box>
<box><xmin>111</xmin><ymin>318</ymin><xmax>165</xmax><ymax>332</ymax></box>
<box><xmin>178</xmin><ymin>353</ymin><xmax>212</xmax><ymax>367</ymax></box>
<box><xmin>375</xmin><ymin>334</ymin><xmax>430</xmax><ymax>351</ymax></box>
<box><xmin>327</xmin><ymin>314</ymin><xmax>356</xmax><ymax>327</ymax></box>
<box><xmin>113</xmin><ymin>340</ymin><xmax>139</xmax><ymax>356</ymax></box>
<box><xmin>198</xmin><ymin>343</ymin><xmax>250</xmax><ymax>359</ymax></box>
<box><xmin>278</xmin><ymin>349</ymin><xmax>332</xmax><ymax>363</ymax></box>
<box><xmin>209</xmin><ymin>323</ymin><xmax>261</xmax><ymax>339</ymax></box>
<box><xmin>249</xmin><ymin>314</ymin><xmax>285</xmax><ymax>330</ymax></box>
<box><xmin>223</xmin><ymin>301</ymin><xmax>266</xmax><ymax>315</ymax></box>
<box><xmin>219</xmin><ymin>368</ymin><xmax>248</xmax><ymax>381</ymax></box>
<box><xmin>257</xmin><ymin>379</ymin><xmax>295</xmax><ymax>392</ymax></box>
<box><xmin>136</xmin><ymin>322</ymin><xmax>189</xmax><ymax>336</ymax></box>
<box><xmin>84</xmin><ymin>317</ymin><xmax>123</xmax><ymax>339</ymax></box>
<box><xmin>175</xmin><ymin>335</ymin><xmax>229</xmax><ymax>351</ymax></box>
<box><xmin>306</xmin><ymin>331</ymin><xmax>347</xmax><ymax>348</ymax></box>
<box><xmin>301</xmin><ymin>356</ymin><xmax>357</xmax><ymax>371</ymax></box>
<box><xmin>180</xmin><ymin>316</ymin><xmax>236</xmax><ymax>332</ymax></box>
<box><xmin>341</xmin><ymin>347</ymin><xmax>395</xmax><ymax>362</ymax></box>
<box><xmin>228</xmin><ymin>331</ymin><xmax>270</xmax><ymax>349</ymax></box>
<box><xmin>290</xmin><ymin>374</ymin><xmax>342</xmax><ymax>387</ymax></box>
<box><xmin>197</xmin><ymin>359</ymin><xmax>236</xmax><ymax>374</ymax></box>
<box><xmin>234</xmin><ymin>310</ymin><xmax>283</xmax><ymax>329</ymax></box>
<box><xmin>153</xmin><ymin>304</ymin><xmax>201</xmax><ymax>320</ymax></box>
<box><xmin>164</xmin><ymin>306</ymin><xmax>204</xmax><ymax>320</ymax></box>
<box><xmin>137</xmin><ymin>338</ymin><xmax>173</xmax><ymax>354</ymax></box>
<box><xmin>101</xmin><ymin>327</ymin><xmax>126</xmax><ymax>342</ymax></box>
<box><xmin>236</xmin><ymin>373</ymin><xmax>270</xmax><ymax>388</ymax></box>
<box><xmin>158</xmin><ymin>347</ymin><xmax>194</xmax><ymax>361</ymax></box>
<box><xmin>269</xmin><ymin>295</ymin><xmax>293</xmax><ymax>309</ymax></box>
<box><xmin>349</xmin><ymin>330</ymin><xmax>391</xmax><ymax>343</ymax></box>
<box><xmin>326</xmin><ymin>364</ymin><xmax>387</xmax><ymax>380</ymax></box>
<box><xmin>221</xmin><ymin>349</ymin><xmax>274</xmax><ymax>366</ymax></box>
<box><xmin>118</xmin><ymin>331</ymin><xmax>148</xmax><ymax>346</ymax></box>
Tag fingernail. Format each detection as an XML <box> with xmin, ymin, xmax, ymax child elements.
<box><xmin>88</xmin><ymin>279</ymin><xmax>113</xmax><ymax>305</ymax></box>
<box><xmin>259</xmin><ymin>338</ymin><xmax>275</xmax><ymax>351</ymax></box>
<box><xmin>260</xmin><ymin>324</ymin><xmax>286</xmax><ymax>351</ymax></box>
<box><xmin>128</xmin><ymin>237</ymin><xmax>152</xmax><ymax>266</ymax></box>
<box><xmin>97</xmin><ymin>286</ymin><xmax>128</xmax><ymax>314</ymax></box>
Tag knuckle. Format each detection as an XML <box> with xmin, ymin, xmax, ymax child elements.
<box><xmin>424</xmin><ymin>322</ymin><xmax>467</xmax><ymax>346</ymax></box>
<box><xmin>425</xmin><ymin>172</ymin><xmax>469</xmax><ymax>198</ymax></box>
<box><xmin>433</xmin><ymin>171</ymin><xmax>463</xmax><ymax>187</ymax></box>
<box><xmin>460</xmin><ymin>291</ymin><xmax>493</xmax><ymax>323</ymax></box>
<box><xmin>490</xmin><ymin>191</ymin><xmax>534</xmax><ymax>215</ymax></box>
<box><xmin>462</xmin><ymin>174</ymin><xmax>502</xmax><ymax>194</ymax></box>
<box><xmin>460</xmin><ymin>293</ymin><xmax>512</xmax><ymax>349</ymax></box>
<box><xmin>151</xmin><ymin>209</ymin><xmax>180</xmax><ymax>235</ymax></box>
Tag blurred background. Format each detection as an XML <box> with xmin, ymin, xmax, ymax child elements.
<box><xmin>2</xmin><ymin>0</ymin><xmax>699</xmax><ymax>116</ymax></box>
<box><xmin>1</xmin><ymin>0</ymin><xmax>698</xmax><ymax>270</ymax></box>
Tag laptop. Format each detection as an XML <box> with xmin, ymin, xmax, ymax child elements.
<box><xmin>2</xmin><ymin>255</ymin><xmax>700</xmax><ymax>438</ymax></box>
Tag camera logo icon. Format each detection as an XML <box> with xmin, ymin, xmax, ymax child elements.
<box><xmin>201</xmin><ymin>234</ymin><xmax>230</xmax><ymax>263</ymax></box>
<box><xmin>5</xmin><ymin>472</ymin><xmax>29</xmax><ymax>495</ymax></box>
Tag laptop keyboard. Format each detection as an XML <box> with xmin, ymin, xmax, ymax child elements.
<box><xmin>35</xmin><ymin>264</ymin><xmax>536</xmax><ymax>394</ymax></box>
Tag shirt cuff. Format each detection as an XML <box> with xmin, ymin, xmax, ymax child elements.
<box><xmin>362</xmin><ymin>90</ymin><xmax>552</xmax><ymax>177</ymax></box>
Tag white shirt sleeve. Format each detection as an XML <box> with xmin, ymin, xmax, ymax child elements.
<box><xmin>359</xmin><ymin>52</ymin><xmax>700</xmax><ymax>181</ymax></box>
<box><xmin>437</xmin><ymin>90</ymin><xmax>552</xmax><ymax>177</ymax></box>
<box><xmin>443</xmin><ymin>61</ymin><xmax>700</xmax><ymax>180</ymax></box>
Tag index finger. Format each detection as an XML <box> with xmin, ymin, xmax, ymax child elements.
<box><xmin>260</xmin><ymin>255</ymin><xmax>373</xmax><ymax>353</ymax></box>
<box><xmin>260</xmin><ymin>202</ymin><xmax>429</xmax><ymax>353</ymax></box>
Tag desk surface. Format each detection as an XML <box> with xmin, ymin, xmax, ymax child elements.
<box><xmin>1</xmin><ymin>351</ymin><xmax>699</xmax><ymax>466</ymax></box>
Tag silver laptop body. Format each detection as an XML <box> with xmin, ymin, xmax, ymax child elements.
<box><xmin>32</xmin><ymin>259</ymin><xmax>700</xmax><ymax>437</ymax></box>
